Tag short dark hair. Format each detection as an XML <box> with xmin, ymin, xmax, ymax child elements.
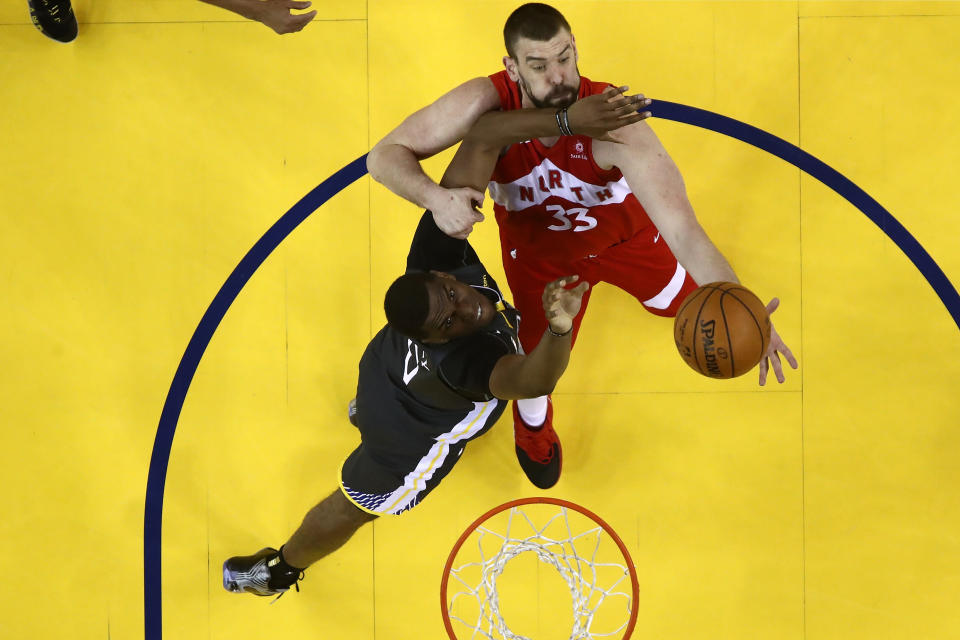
<box><xmin>384</xmin><ymin>272</ymin><xmax>437</xmax><ymax>340</ymax></box>
<box><xmin>503</xmin><ymin>3</ymin><xmax>571</xmax><ymax>60</ymax></box>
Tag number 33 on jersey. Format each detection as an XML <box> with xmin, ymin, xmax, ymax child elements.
<box><xmin>488</xmin><ymin>137</ymin><xmax>658</xmax><ymax>263</ymax></box>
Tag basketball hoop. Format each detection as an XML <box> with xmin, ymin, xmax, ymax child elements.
<box><xmin>440</xmin><ymin>497</ymin><xmax>639</xmax><ymax>639</ymax></box>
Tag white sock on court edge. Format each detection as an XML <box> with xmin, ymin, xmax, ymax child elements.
<box><xmin>516</xmin><ymin>396</ymin><xmax>548</xmax><ymax>427</ymax></box>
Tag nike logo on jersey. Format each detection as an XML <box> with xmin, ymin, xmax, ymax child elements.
<box><xmin>654</xmin><ymin>232</ymin><xmax>660</xmax><ymax>243</ymax></box>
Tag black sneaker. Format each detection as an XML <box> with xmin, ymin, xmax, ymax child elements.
<box><xmin>28</xmin><ymin>0</ymin><xmax>78</xmax><ymax>43</ymax></box>
<box><xmin>223</xmin><ymin>547</ymin><xmax>304</xmax><ymax>598</ymax></box>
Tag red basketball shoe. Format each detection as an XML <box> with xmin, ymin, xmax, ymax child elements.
<box><xmin>513</xmin><ymin>397</ymin><xmax>562</xmax><ymax>489</ymax></box>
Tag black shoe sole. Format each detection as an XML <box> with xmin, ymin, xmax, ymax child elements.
<box><xmin>28</xmin><ymin>0</ymin><xmax>78</xmax><ymax>43</ymax></box>
<box><xmin>515</xmin><ymin>443</ymin><xmax>562</xmax><ymax>490</ymax></box>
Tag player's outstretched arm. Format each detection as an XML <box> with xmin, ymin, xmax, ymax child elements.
<box><xmin>367</xmin><ymin>78</ymin><xmax>502</xmax><ymax>239</ymax></box>
<box><xmin>429</xmin><ymin>87</ymin><xmax>653</xmax><ymax>235</ymax></box>
<box><xmin>199</xmin><ymin>0</ymin><xmax>316</xmax><ymax>34</ymax></box>
<box><xmin>594</xmin><ymin>121</ymin><xmax>738</xmax><ymax>287</ymax></box>
<box><xmin>595</xmin><ymin>122</ymin><xmax>798</xmax><ymax>384</ymax></box>
<box><xmin>464</xmin><ymin>85</ymin><xmax>650</xmax><ymax>150</ymax></box>
<box><xmin>488</xmin><ymin>276</ymin><xmax>589</xmax><ymax>400</ymax></box>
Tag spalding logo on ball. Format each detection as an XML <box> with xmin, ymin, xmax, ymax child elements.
<box><xmin>673</xmin><ymin>282</ymin><xmax>771</xmax><ymax>378</ymax></box>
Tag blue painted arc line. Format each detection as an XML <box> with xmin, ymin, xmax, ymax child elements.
<box><xmin>144</xmin><ymin>105</ymin><xmax>960</xmax><ymax>639</ymax></box>
<box><xmin>143</xmin><ymin>155</ymin><xmax>368</xmax><ymax>639</ymax></box>
<box><xmin>649</xmin><ymin>100</ymin><xmax>960</xmax><ymax>329</ymax></box>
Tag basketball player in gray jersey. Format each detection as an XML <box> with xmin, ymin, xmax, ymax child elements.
<box><xmin>222</xmin><ymin>87</ymin><xmax>646</xmax><ymax>598</ymax></box>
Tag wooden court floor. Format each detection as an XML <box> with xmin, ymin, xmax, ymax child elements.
<box><xmin>1</xmin><ymin>1</ymin><xmax>958</xmax><ymax>638</ymax></box>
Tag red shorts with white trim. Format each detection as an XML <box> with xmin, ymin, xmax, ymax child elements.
<box><xmin>500</xmin><ymin>225</ymin><xmax>699</xmax><ymax>351</ymax></box>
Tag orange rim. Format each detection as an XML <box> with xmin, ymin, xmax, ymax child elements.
<box><xmin>440</xmin><ymin>496</ymin><xmax>640</xmax><ymax>639</ymax></box>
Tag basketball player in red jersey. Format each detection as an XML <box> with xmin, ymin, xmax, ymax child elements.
<box><xmin>367</xmin><ymin>3</ymin><xmax>798</xmax><ymax>489</ymax></box>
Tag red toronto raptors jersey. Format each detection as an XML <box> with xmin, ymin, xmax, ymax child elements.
<box><xmin>487</xmin><ymin>70</ymin><xmax>655</xmax><ymax>262</ymax></box>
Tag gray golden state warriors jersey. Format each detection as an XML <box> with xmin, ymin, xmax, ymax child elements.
<box><xmin>352</xmin><ymin>212</ymin><xmax>522</xmax><ymax>459</ymax></box>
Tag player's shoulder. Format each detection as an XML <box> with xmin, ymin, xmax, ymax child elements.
<box><xmin>579</xmin><ymin>75</ymin><xmax>615</xmax><ymax>97</ymax></box>
<box><xmin>487</xmin><ymin>70</ymin><xmax>521</xmax><ymax>111</ymax></box>
<box><xmin>593</xmin><ymin>120</ymin><xmax>662</xmax><ymax>168</ymax></box>
<box><xmin>445</xmin><ymin>76</ymin><xmax>501</xmax><ymax>112</ymax></box>
<box><xmin>447</xmin><ymin>328</ymin><xmax>515</xmax><ymax>362</ymax></box>
<box><xmin>412</xmin><ymin>76</ymin><xmax>500</xmax><ymax>122</ymax></box>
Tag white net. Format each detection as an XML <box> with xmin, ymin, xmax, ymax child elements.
<box><xmin>444</xmin><ymin>503</ymin><xmax>636</xmax><ymax>640</ymax></box>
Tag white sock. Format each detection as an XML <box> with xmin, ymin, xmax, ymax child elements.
<box><xmin>517</xmin><ymin>396</ymin><xmax>548</xmax><ymax>427</ymax></box>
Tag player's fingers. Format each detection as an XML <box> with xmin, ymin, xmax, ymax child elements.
<box><xmin>604</xmin><ymin>85</ymin><xmax>629</xmax><ymax>103</ymax></box>
<box><xmin>544</xmin><ymin>288</ymin><xmax>563</xmax><ymax>308</ymax></box>
<box><xmin>292</xmin><ymin>11</ymin><xmax>315</xmax><ymax>29</ymax></box>
<box><xmin>765</xmin><ymin>297</ymin><xmax>780</xmax><ymax>315</ymax></box>
<box><xmin>781</xmin><ymin>343</ymin><xmax>799</xmax><ymax>369</ymax></box>
<box><xmin>601</xmin><ymin>85</ymin><xmax>625</xmax><ymax>100</ymax></box>
<box><xmin>628</xmin><ymin>100</ymin><xmax>651</xmax><ymax>116</ymax></box>
<box><xmin>467</xmin><ymin>187</ymin><xmax>485</xmax><ymax>201</ymax></box>
<box><xmin>607</xmin><ymin>92</ymin><xmax>638</xmax><ymax>109</ymax></box>
<box><xmin>758</xmin><ymin>357</ymin><xmax>768</xmax><ymax>386</ymax></box>
<box><xmin>288</xmin><ymin>0</ymin><xmax>312</xmax><ymax>7</ymax></box>
<box><xmin>614</xmin><ymin>96</ymin><xmax>647</xmax><ymax>115</ymax></box>
<box><xmin>618</xmin><ymin>112</ymin><xmax>649</xmax><ymax>126</ymax></box>
<box><xmin>767</xmin><ymin>350</ymin><xmax>784</xmax><ymax>383</ymax></box>
<box><xmin>544</xmin><ymin>277</ymin><xmax>564</xmax><ymax>292</ymax></box>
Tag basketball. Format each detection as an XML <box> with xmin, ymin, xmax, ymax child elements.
<box><xmin>673</xmin><ymin>282</ymin><xmax>771</xmax><ymax>378</ymax></box>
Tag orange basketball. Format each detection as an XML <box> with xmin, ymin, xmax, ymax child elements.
<box><xmin>673</xmin><ymin>282</ymin><xmax>771</xmax><ymax>379</ymax></box>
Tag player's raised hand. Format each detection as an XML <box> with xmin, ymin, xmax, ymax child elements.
<box><xmin>565</xmin><ymin>85</ymin><xmax>651</xmax><ymax>140</ymax></box>
<box><xmin>758</xmin><ymin>297</ymin><xmax>799</xmax><ymax>385</ymax></box>
<box><xmin>542</xmin><ymin>275</ymin><xmax>590</xmax><ymax>335</ymax></box>
<box><xmin>428</xmin><ymin>187</ymin><xmax>486</xmax><ymax>239</ymax></box>
<box><xmin>254</xmin><ymin>0</ymin><xmax>317</xmax><ymax>34</ymax></box>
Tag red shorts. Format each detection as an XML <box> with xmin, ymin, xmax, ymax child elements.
<box><xmin>500</xmin><ymin>225</ymin><xmax>699</xmax><ymax>351</ymax></box>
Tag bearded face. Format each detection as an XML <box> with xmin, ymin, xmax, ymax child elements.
<box><xmin>516</xmin><ymin>70</ymin><xmax>580</xmax><ymax>108</ymax></box>
<box><xmin>507</xmin><ymin>30</ymin><xmax>581</xmax><ymax>110</ymax></box>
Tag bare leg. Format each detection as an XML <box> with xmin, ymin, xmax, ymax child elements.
<box><xmin>282</xmin><ymin>488</ymin><xmax>377</xmax><ymax>569</ymax></box>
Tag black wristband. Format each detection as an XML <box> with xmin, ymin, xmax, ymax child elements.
<box><xmin>555</xmin><ymin>107</ymin><xmax>573</xmax><ymax>136</ymax></box>
<box><xmin>560</xmin><ymin>107</ymin><xmax>574</xmax><ymax>136</ymax></box>
<box><xmin>547</xmin><ymin>324</ymin><xmax>571</xmax><ymax>338</ymax></box>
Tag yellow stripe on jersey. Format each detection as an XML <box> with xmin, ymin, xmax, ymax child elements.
<box><xmin>379</xmin><ymin>401</ymin><xmax>493</xmax><ymax>514</ymax></box>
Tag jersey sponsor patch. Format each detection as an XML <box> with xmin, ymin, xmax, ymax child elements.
<box><xmin>570</xmin><ymin>140</ymin><xmax>588</xmax><ymax>160</ymax></box>
<box><xmin>488</xmin><ymin>157</ymin><xmax>630</xmax><ymax>212</ymax></box>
